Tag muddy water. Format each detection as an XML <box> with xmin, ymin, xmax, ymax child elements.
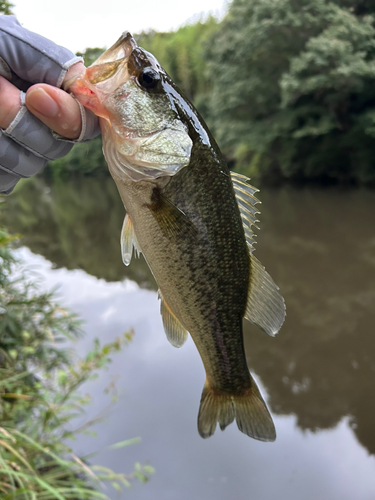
<box><xmin>3</xmin><ymin>178</ymin><xmax>375</xmax><ymax>499</ymax></box>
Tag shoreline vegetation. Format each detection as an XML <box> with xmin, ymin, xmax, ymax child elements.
<box><xmin>48</xmin><ymin>0</ymin><xmax>375</xmax><ymax>186</ymax></box>
<box><xmin>0</xmin><ymin>2</ymin><xmax>155</xmax><ymax>498</ymax></box>
<box><xmin>0</xmin><ymin>216</ymin><xmax>154</xmax><ymax>498</ymax></box>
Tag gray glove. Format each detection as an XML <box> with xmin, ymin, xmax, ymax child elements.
<box><xmin>0</xmin><ymin>15</ymin><xmax>100</xmax><ymax>194</ymax></box>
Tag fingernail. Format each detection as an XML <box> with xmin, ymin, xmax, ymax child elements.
<box><xmin>26</xmin><ymin>88</ymin><xmax>59</xmax><ymax>118</ymax></box>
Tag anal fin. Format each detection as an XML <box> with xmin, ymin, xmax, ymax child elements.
<box><xmin>120</xmin><ymin>213</ymin><xmax>141</xmax><ymax>266</ymax></box>
<box><xmin>245</xmin><ymin>255</ymin><xmax>286</xmax><ymax>336</ymax></box>
<box><xmin>159</xmin><ymin>290</ymin><xmax>189</xmax><ymax>348</ymax></box>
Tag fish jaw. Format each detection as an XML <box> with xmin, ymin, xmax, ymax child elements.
<box><xmin>67</xmin><ymin>35</ymin><xmax>193</xmax><ymax>182</ymax></box>
<box><xmin>90</xmin><ymin>31</ymin><xmax>136</xmax><ymax>66</ymax></box>
<box><xmin>67</xmin><ymin>74</ymin><xmax>111</xmax><ymax>122</ymax></box>
<box><xmin>66</xmin><ymin>32</ymin><xmax>137</xmax><ymax>123</ymax></box>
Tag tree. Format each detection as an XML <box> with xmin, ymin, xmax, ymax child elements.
<box><xmin>48</xmin><ymin>21</ymin><xmax>219</xmax><ymax>180</ymax></box>
<box><xmin>205</xmin><ymin>0</ymin><xmax>375</xmax><ymax>184</ymax></box>
<box><xmin>76</xmin><ymin>47</ymin><xmax>105</xmax><ymax>67</ymax></box>
<box><xmin>136</xmin><ymin>17</ymin><xmax>218</xmax><ymax>111</ymax></box>
<box><xmin>0</xmin><ymin>0</ymin><xmax>13</xmax><ymax>14</ymax></box>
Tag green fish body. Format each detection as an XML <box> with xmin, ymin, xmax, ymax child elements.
<box><xmin>69</xmin><ymin>33</ymin><xmax>285</xmax><ymax>441</ymax></box>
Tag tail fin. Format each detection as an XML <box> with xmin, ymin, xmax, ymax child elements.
<box><xmin>197</xmin><ymin>376</ymin><xmax>276</xmax><ymax>441</ymax></box>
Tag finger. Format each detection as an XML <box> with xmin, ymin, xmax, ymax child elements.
<box><xmin>1</xmin><ymin>98</ymin><xmax>73</xmax><ymax>193</ymax></box>
<box><xmin>63</xmin><ymin>63</ymin><xmax>102</xmax><ymax>142</ymax></box>
<box><xmin>0</xmin><ymin>76</ymin><xmax>22</xmax><ymax>129</ymax></box>
<box><xmin>25</xmin><ymin>84</ymin><xmax>82</xmax><ymax>140</ymax></box>
<box><xmin>62</xmin><ymin>61</ymin><xmax>86</xmax><ymax>90</ymax></box>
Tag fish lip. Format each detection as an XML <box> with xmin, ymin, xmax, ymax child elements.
<box><xmin>91</xmin><ymin>31</ymin><xmax>137</xmax><ymax>67</ymax></box>
<box><xmin>68</xmin><ymin>74</ymin><xmax>110</xmax><ymax>120</ymax></box>
<box><xmin>68</xmin><ymin>32</ymin><xmax>167</xmax><ymax>131</ymax></box>
<box><xmin>110</xmin><ymin>31</ymin><xmax>137</xmax><ymax>53</ymax></box>
<box><xmin>115</xmin><ymin>31</ymin><xmax>137</xmax><ymax>53</ymax></box>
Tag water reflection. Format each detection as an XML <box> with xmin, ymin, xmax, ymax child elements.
<box><xmin>3</xmin><ymin>177</ymin><xmax>155</xmax><ymax>288</ymax></box>
<box><xmin>244</xmin><ymin>187</ymin><xmax>375</xmax><ymax>456</ymax></box>
<box><xmin>3</xmin><ymin>178</ymin><xmax>375</xmax><ymax>459</ymax></box>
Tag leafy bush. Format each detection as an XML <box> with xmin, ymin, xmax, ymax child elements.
<box><xmin>205</xmin><ymin>0</ymin><xmax>375</xmax><ymax>184</ymax></box>
<box><xmin>0</xmin><ymin>1</ymin><xmax>13</xmax><ymax>15</ymax></box>
<box><xmin>0</xmin><ymin>214</ymin><xmax>153</xmax><ymax>498</ymax></box>
<box><xmin>45</xmin><ymin>136</ymin><xmax>106</xmax><ymax>180</ymax></box>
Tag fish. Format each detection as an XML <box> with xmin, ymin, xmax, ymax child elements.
<box><xmin>68</xmin><ymin>32</ymin><xmax>286</xmax><ymax>441</ymax></box>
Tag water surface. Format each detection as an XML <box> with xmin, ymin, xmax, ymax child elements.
<box><xmin>3</xmin><ymin>177</ymin><xmax>375</xmax><ymax>499</ymax></box>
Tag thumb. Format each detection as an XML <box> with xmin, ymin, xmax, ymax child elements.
<box><xmin>25</xmin><ymin>84</ymin><xmax>82</xmax><ymax>140</ymax></box>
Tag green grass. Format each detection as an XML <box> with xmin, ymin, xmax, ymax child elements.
<box><xmin>0</xmin><ymin>210</ymin><xmax>153</xmax><ymax>498</ymax></box>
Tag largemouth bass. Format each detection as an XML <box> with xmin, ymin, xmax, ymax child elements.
<box><xmin>69</xmin><ymin>33</ymin><xmax>285</xmax><ymax>441</ymax></box>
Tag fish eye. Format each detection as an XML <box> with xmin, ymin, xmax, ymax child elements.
<box><xmin>138</xmin><ymin>68</ymin><xmax>160</xmax><ymax>91</ymax></box>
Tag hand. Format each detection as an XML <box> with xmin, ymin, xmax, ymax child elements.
<box><xmin>0</xmin><ymin>15</ymin><xmax>100</xmax><ymax>194</ymax></box>
<box><xmin>0</xmin><ymin>62</ymin><xmax>85</xmax><ymax>139</ymax></box>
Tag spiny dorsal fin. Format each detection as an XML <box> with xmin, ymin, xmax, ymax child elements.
<box><xmin>231</xmin><ymin>172</ymin><xmax>286</xmax><ymax>335</ymax></box>
<box><xmin>246</xmin><ymin>255</ymin><xmax>286</xmax><ymax>337</ymax></box>
<box><xmin>120</xmin><ymin>213</ymin><xmax>141</xmax><ymax>266</ymax></box>
<box><xmin>158</xmin><ymin>290</ymin><xmax>189</xmax><ymax>348</ymax></box>
<box><xmin>230</xmin><ymin>172</ymin><xmax>260</xmax><ymax>253</ymax></box>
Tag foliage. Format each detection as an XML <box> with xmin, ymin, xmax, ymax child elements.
<box><xmin>46</xmin><ymin>1</ymin><xmax>375</xmax><ymax>185</ymax></box>
<box><xmin>0</xmin><ymin>215</ymin><xmax>154</xmax><ymax>498</ymax></box>
<box><xmin>205</xmin><ymin>0</ymin><xmax>375</xmax><ymax>184</ymax></box>
<box><xmin>136</xmin><ymin>16</ymin><xmax>218</xmax><ymax>107</ymax></box>
<box><xmin>0</xmin><ymin>0</ymin><xmax>13</xmax><ymax>14</ymax></box>
<box><xmin>46</xmin><ymin>136</ymin><xmax>106</xmax><ymax>180</ymax></box>
<box><xmin>47</xmin><ymin>19</ymin><xmax>218</xmax><ymax>181</ymax></box>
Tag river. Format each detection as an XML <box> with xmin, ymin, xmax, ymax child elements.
<box><xmin>3</xmin><ymin>176</ymin><xmax>375</xmax><ymax>500</ymax></box>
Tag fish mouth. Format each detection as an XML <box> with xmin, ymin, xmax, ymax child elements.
<box><xmin>67</xmin><ymin>32</ymin><xmax>161</xmax><ymax>126</ymax></box>
<box><xmin>66</xmin><ymin>32</ymin><xmax>138</xmax><ymax>121</ymax></box>
<box><xmin>91</xmin><ymin>32</ymin><xmax>137</xmax><ymax>66</ymax></box>
<box><xmin>67</xmin><ymin>74</ymin><xmax>109</xmax><ymax>120</ymax></box>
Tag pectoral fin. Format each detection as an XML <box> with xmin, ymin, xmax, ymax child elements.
<box><xmin>147</xmin><ymin>188</ymin><xmax>198</xmax><ymax>241</ymax></box>
<box><xmin>159</xmin><ymin>290</ymin><xmax>188</xmax><ymax>348</ymax></box>
<box><xmin>120</xmin><ymin>213</ymin><xmax>141</xmax><ymax>266</ymax></box>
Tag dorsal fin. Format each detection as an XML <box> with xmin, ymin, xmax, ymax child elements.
<box><xmin>230</xmin><ymin>172</ymin><xmax>260</xmax><ymax>253</ymax></box>
<box><xmin>120</xmin><ymin>213</ymin><xmax>141</xmax><ymax>266</ymax></box>
<box><xmin>231</xmin><ymin>172</ymin><xmax>286</xmax><ymax>336</ymax></box>
<box><xmin>245</xmin><ymin>255</ymin><xmax>286</xmax><ymax>336</ymax></box>
<box><xmin>158</xmin><ymin>290</ymin><xmax>189</xmax><ymax>348</ymax></box>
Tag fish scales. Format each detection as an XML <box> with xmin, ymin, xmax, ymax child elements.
<box><xmin>116</xmin><ymin>146</ymin><xmax>251</xmax><ymax>390</ymax></box>
<box><xmin>68</xmin><ymin>31</ymin><xmax>285</xmax><ymax>441</ymax></box>
<box><xmin>152</xmin><ymin>147</ymin><xmax>249</xmax><ymax>388</ymax></box>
